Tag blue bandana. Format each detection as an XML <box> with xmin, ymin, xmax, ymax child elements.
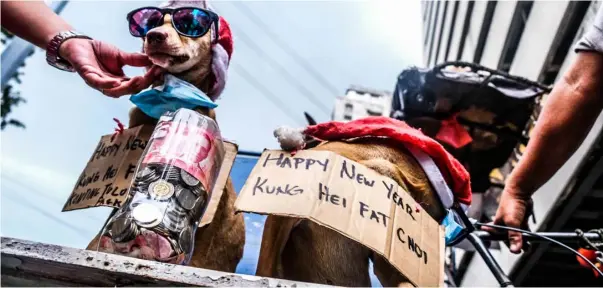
<box><xmin>442</xmin><ymin>209</ymin><xmax>466</xmax><ymax>245</ymax></box>
<box><xmin>130</xmin><ymin>74</ymin><xmax>218</xmax><ymax>119</ymax></box>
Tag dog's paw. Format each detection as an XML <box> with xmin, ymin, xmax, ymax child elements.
<box><xmin>273</xmin><ymin>126</ymin><xmax>306</xmax><ymax>151</ymax></box>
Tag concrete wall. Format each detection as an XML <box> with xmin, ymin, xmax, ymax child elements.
<box><xmin>423</xmin><ymin>0</ymin><xmax>434</xmax><ymax>52</ymax></box>
<box><xmin>435</xmin><ymin>0</ymin><xmax>458</xmax><ymax>65</ymax></box>
<box><xmin>509</xmin><ymin>0</ymin><xmax>571</xmax><ymax>80</ymax></box>
<box><xmin>480</xmin><ymin>0</ymin><xmax>517</xmax><ymax>68</ymax></box>
<box><xmin>428</xmin><ymin>0</ymin><xmax>448</xmax><ymax>66</ymax></box>
<box><xmin>425</xmin><ymin>1</ymin><xmax>440</xmax><ymax>66</ymax></box>
<box><xmin>461</xmin><ymin>0</ymin><xmax>488</xmax><ymax>61</ymax></box>
<box><xmin>446</xmin><ymin>0</ymin><xmax>469</xmax><ymax>61</ymax></box>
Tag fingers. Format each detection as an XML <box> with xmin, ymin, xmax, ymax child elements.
<box><xmin>143</xmin><ymin>65</ymin><xmax>164</xmax><ymax>79</ymax></box>
<box><xmin>119</xmin><ymin>51</ymin><xmax>153</xmax><ymax>67</ymax></box>
<box><xmin>101</xmin><ymin>77</ymin><xmax>146</xmax><ymax>98</ymax></box>
<box><xmin>508</xmin><ymin>229</ymin><xmax>523</xmax><ymax>253</ymax></box>
<box><xmin>82</xmin><ymin>72</ymin><xmax>121</xmax><ymax>90</ymax></box>
<box><xmin>480</xmin><ymin>221</ymin><xmax>497</xmax><ymax>233</ymax></box>
<box><xmin>100</xmin><ymin>67</ymin><xmax>163</xmax><ymax>97</ymax></box>
<box><xmin>478</xmin><ymin>192</ymin><xmax>529</xmax><ymax>254</ymax></box>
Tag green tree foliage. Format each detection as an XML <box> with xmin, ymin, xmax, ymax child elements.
<box><xmin>1</xmin><ymin>27</ymin><xmax>32</xmax><ymax>131</ymax></box>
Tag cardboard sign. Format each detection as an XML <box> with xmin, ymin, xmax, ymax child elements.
<box><xmin>63</xmin><ymin>125</ymin><xmax>238</xmax><ymax>228</ymax></box>
<box><xmin>63</xmin><ymin>125</ymin><xmax>154</xmax><ymax>211</ymax></box>
<box><xmin>235</xmin><ymin>150</ymin><xmax>444</xmax><ymax>287</ymax></box>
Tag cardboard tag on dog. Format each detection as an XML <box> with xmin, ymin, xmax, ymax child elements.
<box><xmin>235</xmin><ymin>150</ymin><xmax>445</xmax><ymax>287</ymax></box>
<box><xmin>63</xmin><ymin>125</ymin><xmax>238</xmax><ymax>228</ymax></box>
<box><xmin>62</xmin><ymin>125</ymin><xmax>154</xmax><ymax>211</ymax></box>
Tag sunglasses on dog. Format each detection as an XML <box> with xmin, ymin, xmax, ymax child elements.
<box><xmin>127</xmin><ymin>6</ymin><xmax>219</xmax><ymax>39</ymax></box>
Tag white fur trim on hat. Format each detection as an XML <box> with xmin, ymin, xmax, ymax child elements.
<box><xmin>274</xmin><ymin>126</ymin><xmax>306</xmax><ymax>151</ymax></box>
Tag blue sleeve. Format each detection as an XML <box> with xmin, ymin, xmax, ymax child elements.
<box><xmin>575</xmin><ymin>5</ymin><xmax>603</xmax><ymax>53</ymax></box>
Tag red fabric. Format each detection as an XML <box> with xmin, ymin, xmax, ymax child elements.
<box><xmin>303</xmin><ymin>116</ymin><xmax>472</xmax><ymax>205</ymax></box>
<box><xmin>217</xmin><ymin>16</ymin><xmax>233</xmax><ymax>60</ymax></box>
<box><xmin>436</xmin><ymin>114</ymin><xmax>473</xmax><ymax>149</ymax></box>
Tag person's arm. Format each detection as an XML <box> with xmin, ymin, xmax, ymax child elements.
<box><xmin>0</xmin><ymin>1</ymin><xmax>161</xmax><ymax>97</ymax></box>
<box><xmin>1</xmin><ymin>1</ymin><xmax>72</xmax><ymax>50</ymax></box>
<box><xmin>490</xmin><ymin>5</ymin><xmax>603</xmax><ymax>254</ymax></box>
<box><xmin>506</xmin><ymin>52</ymin><xmax>603</xmax><ymax>196</ymax></box>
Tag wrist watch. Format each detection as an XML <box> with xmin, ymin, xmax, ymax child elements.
<box><xmin>46</xmin><ymin>31</ymin><xmax>92</xmax><ymax>72</ymax></box>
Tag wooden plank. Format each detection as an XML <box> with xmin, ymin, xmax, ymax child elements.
<box><xmin>1</xmin><ymin>237</ymin><xmax>326</xmax><ymax>287</ymax></box>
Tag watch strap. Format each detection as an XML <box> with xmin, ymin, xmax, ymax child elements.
<box><xmin>46</xmin><ymin>31</ymin><xmax>92</xmax><ymax>72</ymax></box>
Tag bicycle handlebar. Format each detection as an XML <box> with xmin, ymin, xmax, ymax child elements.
<box><xmin>459</xmin><ymin>229</ymin><xmax>603</xmax><ymax>287</ymax></box>
<box><xmin>473</xmin><ymin>230</ymin><xmax>602</xmax><ymax>244</ymax></box>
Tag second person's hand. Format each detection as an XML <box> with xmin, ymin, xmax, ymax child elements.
<box><xmin>59</xmin><ymin>38</ymin><xmax>163</xmax><ymax>97</ymax></box>
<box><xmin>483</xmin><ymin>186</ymin><xmax>533</xmax><ymax>254</ymax></box>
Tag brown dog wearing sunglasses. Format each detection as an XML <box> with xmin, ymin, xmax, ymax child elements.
<box><xmin>86</xmin><ymin>0</ymin><xmax>245</xmax><ymax>273</ymax></box>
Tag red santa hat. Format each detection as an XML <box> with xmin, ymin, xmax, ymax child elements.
<box><xmin>159</xmin><ymin>0</ymin><xmax>233</xmax><ymax>100</ymax></box>
<box><xmin>274</xmin><ymin>116</ymin><xmax>473</xmax><ymax>206</ymax></box>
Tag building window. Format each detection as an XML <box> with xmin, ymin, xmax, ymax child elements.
<box><xmin>345</xmin><ymin>103</ymin><xmax>353</xmax><ymax>112</ymax></box>
<box><xmin>366</xmin><ymin>109</ymin><xmax>382</xmax><ymax>117</ymax></box>
<box><xmin>497</xmin><ymin>1</ymin><xmax>534</xmax><ymax>72</ymax></box>
<box><xmin>343</xmin><ymin>103</ymin><xmax>354</xmax><ymax>120</ymax></box>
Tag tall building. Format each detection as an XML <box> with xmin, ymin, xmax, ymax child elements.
<box><xmin>331</xmin><ymin>85</ymin><xmax>392</xmax><ymax>121</ymax></box>
<box><xmin>422</xmin><ymin>0</ymin><xmax>603</xmax><ymax>286</ymax></box>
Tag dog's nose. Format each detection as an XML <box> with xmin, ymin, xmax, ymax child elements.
<box><xmin>146</xmin><ymin>31</ymin><xmax>167</xmax><ymax>45</ymax></box>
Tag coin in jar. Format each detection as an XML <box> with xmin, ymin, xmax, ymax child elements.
<box><xmin>180</xmin><ymin>169</ymin><xmax>200</xmax><ymax>187</ymax></box>
<box><xmin>149</xmin><ymin>180</ymin><xmax>175</xmax><ymax>200</ymax></box>
<box><xmin>189</xmin><ymin>192</ymin><xmax>208</xmax><ymax>219</ymax></box>
<box><xmin>132</xmin><ymin>203</ymin><xmax>163</xmax><ymax>228</ymax></box>
<box><xmin>137</xmin><ymin>166</ymin><xmax>154</xmax><ymax>179</ymax></box>
<box><xmin>159</xmin><ymin>165</ymin><xmax>181</xmax><ymax>182</ymax></box>
<box><xmin>179</xmin><ymin>226</ymin><xmax>193</xmax><ymax>253</ymax></box>
<box><xmin>168</xmin><ymin>237</ymin><xmax>183</xmax><ymax>254</ymax></box>
<box><xmin>164</xmin><ymin>214</ymin><xmax>187</xmax><ymax>233</ymax></box>
<box><xmin>112</xmin><ymin>216</ymin><xmax>134</xmax><ymax>242</ymax></box>
<box><xmin>175</xmin><ymin>186</ymin><xmax>197</xmax><ymax>210</ymax></box>
<box><xmin>167</xmin><ymin>197</ymin><xmax>188</xmax><ymax>216</ymax></box>
<box><xmin>154</xmin><ymin>223</ymin><xmax>172</xmax><ymax>238</ymax></box>
<box><xmin>190</xmin><ymin>184</ymin><xmax>206</xmax><ymax>197</ymax></box>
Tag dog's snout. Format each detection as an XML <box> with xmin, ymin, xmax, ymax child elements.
<box><xmin>146</xmin><ymin>31</ymin><xmax>167</xmax><ymax>45</ymax></box>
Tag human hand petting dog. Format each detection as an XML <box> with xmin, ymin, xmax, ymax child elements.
<box><xmin>0</xmin><ymin>1</ymin><xmax>164</xmax><ymax>98</ymax></box>
<box><xmin>59</xmin><ymin>38</ymin><xmax>163</xmax><ymax>97</ymax></box>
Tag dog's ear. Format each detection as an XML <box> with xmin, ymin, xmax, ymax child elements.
<box><xmin>304</xmin><ymin>112</ymin><xmax>317</xmax><ymax>126</ymax></box>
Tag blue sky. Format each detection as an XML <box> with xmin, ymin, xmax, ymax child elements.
<box><xmin>1</xmin><ymin>0</ymin><xmax>422</xmax><ymax>283</ymax></box>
